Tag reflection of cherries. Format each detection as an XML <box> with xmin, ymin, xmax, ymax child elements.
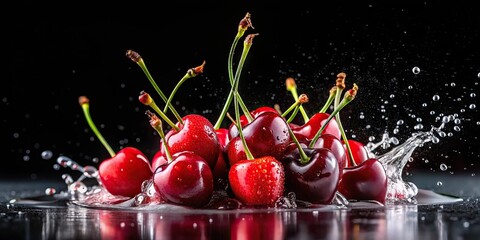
<box><xmin>282</xmin><ymin>147</ymin><xmax>340</xmax><ymax>204</ymax></box>
<box><xmin>292</xmin><ymin>113</ymin><xmax>341</xmax><ymax>142</ymax></box>
<box><xmin>226</xmin><ymin>111</ymin><xmax>290</xmax><ymax>166</ymax></box>
<box><xmin>153</xmin><ymin>151</ymin><xmax>213</xmax><ymax>208</ymax></box>
<box><xmin>337</xmin><ymin>158</ymin><xmax>387</xmax><ymax>204</ymax></box>
<box><xmin>231</xmin><ymin>213</ymin><xmax>284</xmax><ymax>240</ymax></box>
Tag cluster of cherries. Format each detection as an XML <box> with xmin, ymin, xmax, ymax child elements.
<box><xmin>78</xmin><ymin>13</ymin><xmax>388</xmax><ymax>209</ymax></box>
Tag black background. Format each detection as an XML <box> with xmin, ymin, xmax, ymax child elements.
<box><xmin>2</xmin><ymin>2</ymin><xmax>479</xmax><ymax>182</ymax></box>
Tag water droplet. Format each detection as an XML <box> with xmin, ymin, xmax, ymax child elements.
<box><xmin>478</xmin><ymin>72</ymin><xmax>480</xmax><ymax>78</ymax></box>
<box><xmin>45</xmin><ymin>188</ymin><xmax>56</xmax><ymax>195</ymax></box>
<box><xmin>430</xmin><ymin>111</ymin><xmax>435</xmax><ymax>115</ymax></box>
<box><xmin>416</xmin><ymin>118</ymin><xmax>422</xmax><ymax>122</ymax></box>
<box><xmin>396</xmin><ymin>120</ymin><xmax>404</xmax><ymax>125</ymax></box>
<box><xmin>422</xmin><ymin>103</ymin><xmax>427</xmax><ymax>107</ymax></box>
<box><xmin>470</xmin><ymin>93</ymin><xmax>476</xmax><ymax>98</ymax></box>
<box><xmin>393</xmin><ymin>128</ymin><xmax>399</xmax><ymax>134</ymax></box>
<box><xmin>450</xmin><ymin>82</ymin><xmax>456</xmax><ymax>87</ymax></box>
<box><xmin>440</xmin><ymin>164</ymin><xmax>448</xmax><ymax>171</ymax></box>
<box><xmin>390</xmin><ymin>94</ymin><xmax>395</xmax><ymax>99</ymax></box>
<box><xmin>432</xmin><ymin>95</ymin><xmax>440</xmax><ymax>101</ymax></box>
<box><xmin>453</xmin><ymin>126</ymin><xmax>461</xmax><ymax>132</ymax></box>
<box><xmin>432</xmin><ymin>136</ymin><xmax>440</xmax><ymax>144</ymax></box>
<box><xmin>469</xmin><ymin>104</ymin><xmax>476</xmax><ymax>109</ymax></box>
<box><xmin>41</xmin><ymin>150</ymin><xmax>53</xmax><ymax>160</ymax></box>
<box><xmin>368</xmin><ymin>136</ymin><xmax>376</xmax><ymax>141</ymax></box>
<box><xmin>83</xmin><ymin>166</ymin><xmax>99</xmax><ymax>178</ymax></box>
<box><xmin>53</xmin><ymin>164</ymin><xmax>60</xmax><ymax>170</ymax></box>
<box><xmin>437</xmin><ymin>181</ymin><xmax>443</xmax><ymax>186</ymax></box>
<box><xmin>412</xmin><ymin>66</ymin><xmax>420</xmax><ymax>74</ymax></box>
<box><xmin>414</xmin><ymin>124</ymin><xmax>424</xmax><ymax>130</ymax></box>
<box><xmin>23</xmin><ymin>155</ymin><xmax>30</xmax><ymax>161</ymax></box>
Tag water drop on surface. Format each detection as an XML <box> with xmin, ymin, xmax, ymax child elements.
<box><xmin>412</xmin><ymin>66</ymin><xmax>420</xmax><ymax>74</ymax></box>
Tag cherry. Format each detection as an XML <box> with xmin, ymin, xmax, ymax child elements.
<box><xmin>228</xmin><ymin>156</ymin><xmax>285</xmax><ymax>206</ymax></box>
<box><xmin>291</xmin><ymin>112</ymin><xmax>341</xmax><ymax>142</ymax></box>
<box><xmin>337</xmin><ymin>158</ymin><xmax>387</xmax><ymax>204</ymax></box>
<box><xmin>343</xmin><ymin>139</ymin><xmax>369</xmax><ymax>167</ymax></box>
<box><xmin>226</xmin><ymin>111</ymin><xmax>290</xmax><ymax>166</ymax></box>
<box><xmin>153</xmin><ymin>151</ymin><xmax>214</xmax><ymax>207</ymax></box>
<box><xmin>159</xmin><ymin>114</ymin><xmax>220</xmax><ymax>170</ymax></box>
<box><xmin>151</xmin><ymin>150</ymin><xmax>167</xmax><ymax>172</ymax></box>
<box><xmin>281</xmin><ymin>126</ymin><xmax>340</xmax><ymax>204</ymax></box>
<box><xmin>228</xmin><ymin>106</ymin><xmax>279</xmax><ymax>139</ymax></box>
<box><xmin>148</xmin><ymin>111</ymin><xmax>214</xmax><ymax>207</ymax></box>
<box><xmin>79</xmin><ymin>96</ymin><xmax>152</xmax><ymax>198</ymax></box>
<box><xmin>311</xmin><ymin>134</ymin><xmax>347</xmax><ymax>175</ymax></box>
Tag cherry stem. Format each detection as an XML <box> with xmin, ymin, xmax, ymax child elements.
<box><xmin>139</xmin><ymin>91</ymin><xmax>180</xmax><ymax>131</ymax></box>
<box><xmin>287</xmin><ymin>126</ymin><xmax>310</xmax><ymax>164</ymax></box>
<box><xmin>126</xmin><ymin>50</ymin><xmax>183</xmax><ymax>124</ymax></box>
<box><xmin>226</xmin><ymin>112</ymin><xmax>237</xmax><ymax>126</ymax></box>
<box><xmin>146</xmin><ymin>110</ymin><xmax>173</xmax><ymax>163</ymax></box>
<box><xmin>334</xmin><ymin>88</ymin><xmax>356</xmax><ymax>167</ymax></box>
<box><xmin>287</xmin><ymin>105</ymin><xmax>301</xmax><ymax>123</ymax></box>
<box><xmin>233</xmin><ymin>34</ymin><xmax>258</xmax><ymax>160</ymax></box>
<box><xmin>319</xmin><ymin>86</ymin><xmax>337</xmax><ymax>113</ymax></box>
<box><xmin>214</xmin><ymin>15</ymin><xmax>254</xmax><ymax>130</ymax></box>
<box><xmin>282</xmin><ymin>94</ymin><xmax>308</xmax><ymax>123</ymax></box>
<box><xmin>308</xmin><ymin>90</ymin><xmax>355</xmax><ymax>149</ymax></box>
<box><xmin>163</xmin><ymin>61</ymin><xmax>205</xmax><ymax>113</ymax></box>
<box><xmin>286</xmin><ymin>78</ymin><xmax>309</xmax><ymax>123</ymax></box>
<box><xmin>78</xmin><ymin>96</ymin><xmax>116</xmax><ymax>157</ymax></box>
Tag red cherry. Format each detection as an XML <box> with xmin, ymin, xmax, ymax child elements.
<box><xmin>337</xmin><ymin>158</ymin><xmax>387</xmax><ymax>204</ymax></box>
<box><xmin>151</xmin><ymin>150</ymin><xmax>167</xmax><ymax>172</ymax></box>
<box><xmin>99</xmin><ymin>147</ymin><xmax>153</xmax><ymax>198</ymax></box>
<box><xmin>228</xmin><ymin>156</ymin><xmax>285</xmax><ymax>206</ymax></box>
<box><xmin>282</xmin><ymin>147</ymin><xmax>340</xmax><ymax>204</ymax></box>
<box><xmin>292</xmin><ymin>113</ymin><xmax>341</xmax><ymax>142</ymax></box>
<box><xmin>226</xmin><ymin>111</ymin><xmax>290</xmax><ymax>166</ymax></box>
<box><xmin>311</xmin><ymin>134</ymin><xmax>347</xmax><ymax>176</ymax></box>
<box><xmin>211</xmin><ymin>128</ymin><xmax>230</xmax><ymax>188</ymax></box>
<box><xmin>228</xmin><ymin>106</ymin><xmax>279</xmax><ymax>139</ymax></box>
<box><xmin>344</xmin><ymin>139</ymin><xmax>369</xmax><ymax>167</ymax></box>
<box><xmin>160</xmin><ymin>114</ymin><xmax>220</xmax><ymax>169</ymax></box>
<box><xmin>153</xmin><ymin>151</ymin><xmax>214</xmax><ymax>207</ymax></box>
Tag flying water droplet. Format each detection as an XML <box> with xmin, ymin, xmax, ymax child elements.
<box><xmin>432</xmin><ymin>95</ymin><xmax>440</xmax><ymax>101</ymax></box>
<box><xmin>412</xmin><ymin>66</ymin><xmax>420</xmax><ymax>74</ymax></box>
<box><xmin>440</xmin><ymin>164</ymin><xmax>448</xmax><ymax>171</ymax></box>
<box><xmin>41</xmin><ymin>150</ymin><xmax>53</xmax><ymax>160</ymax></box>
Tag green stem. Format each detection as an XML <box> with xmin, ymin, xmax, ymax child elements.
<box><xmin>287</xmin><ymin>125</ymin><xmax>310</xmax><ymax>164</ymax></box>
<box><xmin>149</xmin><ymin>101</ymin><xmax>180</xmax><ymax>131</ymax></box>
<box><xmin>287</xmin><ymin>105</ymin><xmax>301</xmax><ymax>123</ymax></box>
<box><xmin>290</xmin><ymin>88</ymin><xmax>309</xmax><ymax>123</ymax></box>
<box><xmin>147</xmin><ymin>111</ymin><xmax>173</xmax><ymax>163</ymax></box>
<box><xmin>136</xmin><ymin>59</ymin><xmax>183</xmax><ymax>124</ymax></box>
<box><xmin>163</xmin><ymin>73</ymin><xmax>190</xmax><ymax>113</ymax></box>
<box><xmin>319</xmin><ymin>93</ymin><xmax>336</xmax><ymax>113</ymax></box>
<box><xmin>281</xmin><ymin>101</ymin><xmax>300</xmax><ymax>118</ymax></box>
<box><xmin>333</xmin><ymin>88</ymin><xmax>356</xmax><ymax>166</ymax></box>
<box><xmin>80</xmin><ymin>100</ymin><xmax>116</xmax><ymax>157</ymax></box>
<box><xmin>214</xmin><ymin>35</ymin><xmax>254</xmax><ymax>129</ymax></box>
<box><xmin>309</xmin><ymin>97</ymin><xmax>353</xmax><ymax>148</ymax></box>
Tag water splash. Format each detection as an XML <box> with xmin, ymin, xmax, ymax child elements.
<box><xmin>377</xmin><ymin>115</ymin><xmax>456</xmax><ymax>204</ymax></box>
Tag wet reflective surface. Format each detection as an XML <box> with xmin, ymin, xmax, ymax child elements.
<box><xmin>1</xmin><ymin>174</ymin><xmax>479</xmax><ymax>240</ymax></box>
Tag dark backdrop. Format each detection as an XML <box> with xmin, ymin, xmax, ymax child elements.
<box><xmin>2</xmin><ymin>2</ymin><xmax>479</xmax><ymax>182</ymax></box>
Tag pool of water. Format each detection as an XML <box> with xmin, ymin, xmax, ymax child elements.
<box><xmin>1</xmin><ymin>172</ymin><xmax>479</xmax><ymax>240</ymax></box>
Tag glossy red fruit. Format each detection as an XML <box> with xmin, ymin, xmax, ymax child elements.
<box><xmin>226</xmin><ymin>111</ymin><xmax>290</xmax><ymax>166</ymax></box>
<box><xmin>228</xmin><ymin>106</ymin><xmax>279</xmax><ymax>139</ymax></box>
<box><xmin>99</xmin><ymin>147</ymin><xmax>153</xmax><ymax>197</ymax></box>
<box><xmin>153</xmin><ymin>151</ymin><xmax>213</xmax><ymax>207</ymax></box>
<box><xmin>337</xmin><ymin>158</ymin><xmax>387</xmax><ymax>204</ymax></box>
<box><xmin>292</xmin><ymin>113</ymin><xmax>341</xmax><ymax>142</ymax></box>
<box><xmin>282</xmin><ymin>147</ymin><xmax>340</xmax><ymax>204</ymax></box>
<box><xmin>212</xmin><ymin>128</ymin><xmax>230</xmax><ymax>187</ymax></box>
<box><xmin>160</xmin><ymin>114</ymin><xmax>219</xmax><ymax>169</ymax></box>
<box><xmin>344</xmin><ymin>139</ymin><xmax>369</xmax><ymax>167</ymax></box>
<box><xmin>228</xmin><ymin>156</ymin><xmax>285</xmax><ymax>206</ymax></box>
<box><xmin>151</xmin><ymin>150</ymin><xmax>167</xmax><ymax>172</ymax></box>
<box><xmin>311</xmin><ymin>134</ymin><xmax>347</xmax><ymax>175</ymax></box>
